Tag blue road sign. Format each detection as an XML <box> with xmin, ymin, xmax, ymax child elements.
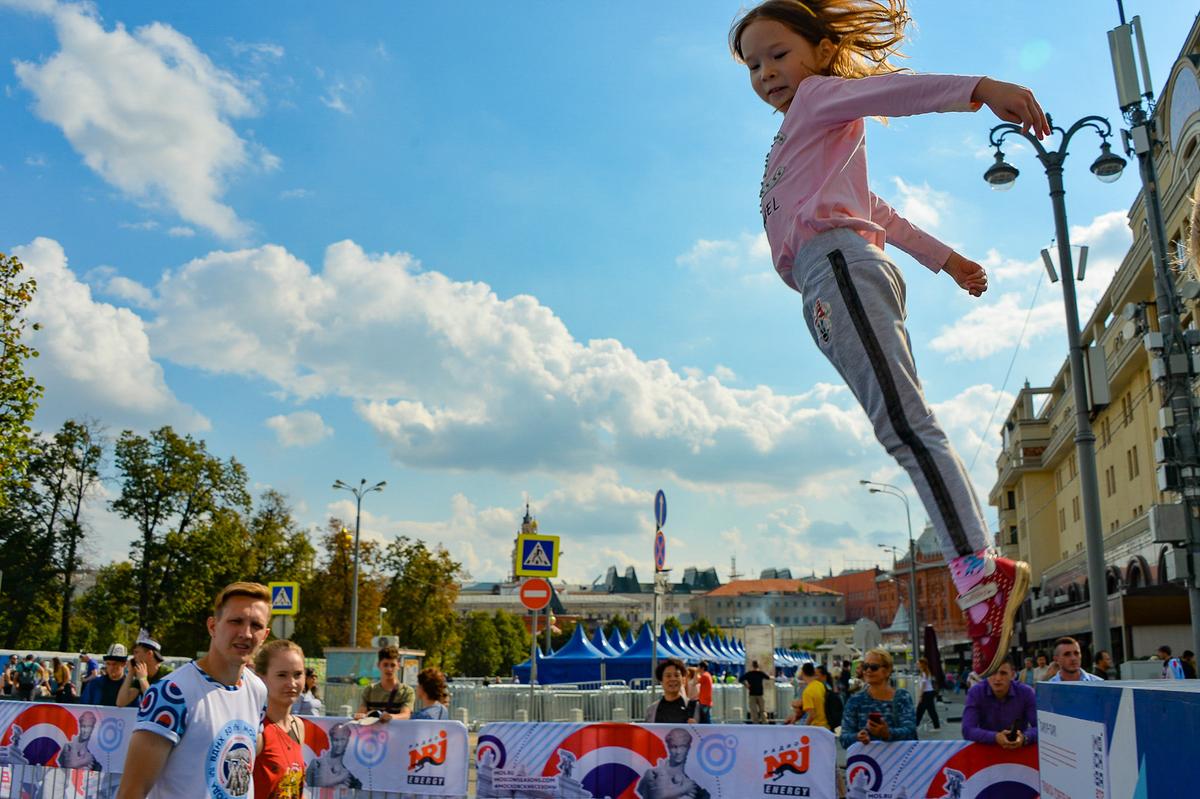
<box><xmin>515</xmin><ymin>533</ymin><xmax>559</xmax><ymax>577</ymax></box>
<box><xmin>268</xmin><ymin>581</ymin><xmax>299</xmax><ymax>616</ymax></box>
<box><xmin>654</xmin><ymin>490</ymin><xmax>667</xmax><ymax>528</ymax></box>
<box><xmin>654</xmin><ymin>529</ymin><xmax>666</xmax><ymax>571</ymax></box>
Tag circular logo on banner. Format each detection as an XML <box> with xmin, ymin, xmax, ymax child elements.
<box><xmin>96</xmin><ymin>718</ymin><xmax>124</xmax><ymax>752</ymax></box>
<box><xmin>476</xmin><ymin>734</ymin><xmax>507</xmax><ymax>769</ymax></box>
<box><xmin>697</xmin><ymin>734</ymin><xmax>738</xmax><ymax>776</ymax></box>
<box><xmin>845</xmin><ymin>753</ymin><xmax>883</xmax><ymax>792</ymax></box>
<box><xmin>206</xmin><ymin>719</ymin><xmax>256</xmax><ymax>799</ymax></box>
<box><xmin>354</xmin><ymin>725</ymin><xmax>389</xmax><ymax>768</ymax></box>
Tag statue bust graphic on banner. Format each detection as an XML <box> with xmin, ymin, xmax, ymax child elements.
<box><xmin>635</xmin><ymin>729</ymin><xmax>710</xmax><ymax>799</ymax></box>
<box><xmin>59</xmin><ymin>711</ymin><xmax>100</xmax><ymax>771</ymax></box>
<box><xmin>554</xmin><ymin>749</ymin><xmax>591</xmax><ymax>798</ymax></box>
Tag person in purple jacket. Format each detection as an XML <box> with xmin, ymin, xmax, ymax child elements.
<box><xmin>729</xmin><ymin>1</ymin><xmax>1051</xmax><ymax>680</ymax></box>
<box><xmin>961</xmin><ymin>658</ymin><xmax>1037</xmax><ymax>749</ymax></box>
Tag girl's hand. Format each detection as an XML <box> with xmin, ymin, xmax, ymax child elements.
<box><xmin>944</xmin><ymin>252</ymin><xmax>988</xmax><ymax>297</ymax></box>
<box><xmin>973</xmin><ymin>78</ymin><xmax>1051</xmax><ymax>139</ymax></box>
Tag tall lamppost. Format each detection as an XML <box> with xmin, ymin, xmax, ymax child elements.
<box><xmin>983</xmin><ymin>115</ymin><xmax>1126</xmax><ymax>658</ymax></box>
<box><xmin>378</xmin><ymin>606</ymin><xmax>388</xmax><ymax>638</ymax></box>
<box><xmin>861</xmin><ymin>480</ymin><xmax>920</xmax><ymax>667</ymax></box>
<box><xmin>333</xmin><ymin>478</ymin><xmax>387</xmax><ymax>647</ymax></box>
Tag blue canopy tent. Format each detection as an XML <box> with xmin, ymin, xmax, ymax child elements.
<box><xmin>591</xmin><ymin>625</ymin><xmax>620</xmax><ymax>658</ymax></box>
<box><xmin>511</xmin><ymin>644</ymin><xmax>552</xmax><ymax>683</ymax></box>
<box><xmin>669</xmin><ymin>628</ymin><xmax>703</xmax><ymax>663</ymax></box>
<box><xmin>609</xmin><ymin>628</ymin><xmax>628</xmax><ymax>652</ymax></box>
<box><xmin>607</xmin><ymin>623</ymin><xmax>681</xmax><ymax>683</ymax></box>
<box><xmin>534</xmin><ymin>623</ymin><xmax>608</xmax><ymax>684</ymax></box>
<box><xmin>656</xmin><ymin>628</ymin><xmax>689</xmax><ymax>662</ymax></box>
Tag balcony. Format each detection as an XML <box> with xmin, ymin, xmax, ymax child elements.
<box><xmin>1099</xmin><ymin>319</ymin><xmax>1145</xmax><ymax>388</ymax></box>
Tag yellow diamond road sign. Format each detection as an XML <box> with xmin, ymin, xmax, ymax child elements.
<box><xmin>515</xmin><ymin>533</ymin><xmax>559</xmax><ymax>578</ymax></box>
<box><xmin>268</xmin><ymin>581</ymin><xmax>299</xmax><ymax>616</ymax></box>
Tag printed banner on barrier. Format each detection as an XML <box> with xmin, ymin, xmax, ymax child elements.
<box><xmin>475</xmin><ymin>722</ymin><xmax>837</xmax><ymax>799</ymax></box>
<box><xmin>300</xmin><ymin>716</ymin><xmax>468</xmax><ymax>796</ymax></box>
<box><xmin>845</xmin><ymin>739</ymin><xmax>1040</xmax><ymax>799</ymax></box>
<box><xmin>0</xmin><ymin>701</ymin><xmax>468</xmax><ymax>798</ymax></box>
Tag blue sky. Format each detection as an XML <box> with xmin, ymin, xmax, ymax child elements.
<box><xmin>2</xmin><ymin>0</ymin><xmax>1196</xmax><ymax>584</ymax></box>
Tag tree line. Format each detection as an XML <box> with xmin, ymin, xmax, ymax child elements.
<box><xmin>0</xmin><ymin>419</ymin><xmax>467</xmax><ymax>665</ymax></box>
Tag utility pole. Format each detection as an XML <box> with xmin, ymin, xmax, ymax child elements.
<box><xmin>1109</xmin><ymin>10</ymin><xmax>1200</xmax><ymax>659</ymax></box>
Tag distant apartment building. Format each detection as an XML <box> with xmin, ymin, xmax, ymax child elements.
<box><xmin>689</xmin><ymin>579</ymin><xmax>844</xmax><ymax>633</ymax></box>
<box><xmin>988</xmin><ymin>17</ymin><xmax>1200</xmax><ymax>660</ymax></box>
<box><xmin>807</xmin><ymin>567</ymin><xmax>886</xmax><ymax>627</ymax></box>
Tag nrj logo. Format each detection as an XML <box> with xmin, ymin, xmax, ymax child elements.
<box><xmin>407</xmin><ymin>729</ymin><xmax>448</xmax><ymax>773</ymax></box>
<box><xmin>762</xmin><ymin>735</ymin><xmax>811</xmax><ymax>780</ymax></box>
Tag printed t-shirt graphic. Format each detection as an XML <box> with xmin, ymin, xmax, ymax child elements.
<box><xmin>136</xmin><ymin>660</ymin><xmax>267</xmax><ymax>799</ymax></box>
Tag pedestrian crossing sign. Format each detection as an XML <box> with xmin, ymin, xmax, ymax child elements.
<box><xmin>515</xmin><ymin>533</ymin><xmax>559</xmax><ymax>577</ymax></box>
<box><xmin>268</xmin><ymin>581</ymin><xmax>299</xmax><ymax>616</ymax></box>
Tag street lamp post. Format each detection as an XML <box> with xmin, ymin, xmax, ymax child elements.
<box><xmin>333</xmin><ymin>478</ymin><xmax>387</xmax><ymax>647</ymax></box>
<box><xmin>861</xmin><ymin>480</ymin><xmax>920</xmax><ymax>668</ymax></box>
<box><xmin>379</xmin><ymin>606</ymin><xmax>388</xmax><ymax>638</ymax></box>
<box><xmin>983</xmin><ymin>115</ymin><xmax>1126</xmax><ymax>658</ymax></box>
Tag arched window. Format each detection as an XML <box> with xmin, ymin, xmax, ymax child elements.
<box><xmin>1126</xmin><ymin>556</ymin><xmax>1150</xmax><ymax>589</ymax></box>
<box><xmin>1068</xmin><ymin>583</ymin><xmax>1080</xmax><ymax>604</ymax></box>
<box><xmin>1157</xmin><ymin>547</ymin><xmax>1172</xmax><ymax>585</ymax></box>
<box><xmin>1106</xmin><ymin>566</ymin><xmax>1122</xmax><ymax>595</ymax></box>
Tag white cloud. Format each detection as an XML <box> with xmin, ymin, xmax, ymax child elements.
<box><xmin>13</xmin><ymin>236</ymin><xmax>206</xmax><ymax>431</ymax></box>
<box><xmin>886</xmin><ymin>177</ymin><xmax>950</xmax><ymax>231</ymax></box>
<box><xmin>14</xmin><ymin>5</ymin><xmax>266</xmax><ymax>239</ymax></box>
<box><xmin>265</xmin><ymin>410</ymin><xmax>332</xmax><ymax>447</ymax></box>
<box><xmin>280</xmin><ymin>188</ymin><xmax>313</xmax><ymax>200</ymax></box>
<box><xmin>931</xmin><ymin>382</ymin><xmax>1015</xmax><ymax>494</ymax></box>
<box><xmin>226</xmin><ymin>39</ymin><xmax>284</xmax><ymax>63</ymax></box>
<box><xmin>676</xmin><ymin>231</ymin><xmax>771</xmax><ymax>276</ymax></box>
<box><xmin>24</xmin><ymin>154</ymin><xmax>48</xmax><ymax>167</ymax></box>
<box><xmin>930</xmin><ymin>210</ymin><xmax>1132</xmax><ymax>361</ymax></box>
<box><xmin>140</xmin><ymin>239</ymin><xmax>880</xmax><ymax>490</ymax></box>
<box><xmin>929</xmin><ymin>291</ymin><xmax>1062</xmax><ymax>361</ymax></box>
<box><xmin>167</xmin><ymin>226</ymin><xmax>195</xmax><ymax>238</ymax></box>
<box><xmin>319</xmin><ymin>75</ymin><xmax>366</xmax><ymax>115</ymax></box>
<box><xmin>119</xmin><ymin>220</ymin><xmax>158</xmax><ymax>231</ymax></box>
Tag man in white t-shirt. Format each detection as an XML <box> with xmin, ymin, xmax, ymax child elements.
<box><xmin>115</xmin><ymin>582</ymin><xmax>271</xmax><ymax>799</ymax></box>
<box><xmin>1047</xmin><ymin>637</ymin><xmax>1104</xmax><ymax>683</ymax></box>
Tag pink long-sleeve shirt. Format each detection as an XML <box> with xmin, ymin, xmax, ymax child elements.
<box><xmin>759</xmin><ymin>72</ymin><xmax>983</xmax><ymax>288</ymax></box>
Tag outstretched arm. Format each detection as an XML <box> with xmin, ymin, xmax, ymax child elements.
<box><xmin>972</xmin><ymin>78</ymin><xmax>1051</xmax><ymax>139</ymax></box>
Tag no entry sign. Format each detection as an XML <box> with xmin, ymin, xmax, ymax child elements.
<box><xmin>519</xmin><ymin>578</ymin><xmax>552</xmax><ymax>611</ymax></box>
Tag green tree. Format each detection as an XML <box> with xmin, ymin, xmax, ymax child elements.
<box><xmin>603</xmin><ymin>614</ymin><xmax>631</xmax><ymax>637</ymax></box>
<box><xmin>74</xmin><ymin>562</ymin><xmax>139</xmax><ymax>653</ymax></box>
<box><xmin>111</xmin><ymin>427</ymin><xmax>250</xmax><ymax>631</ymax></box>
<box><xmin>457</xmin><ymin>612</ymin><xmax>501</xmax><ymax>677</ymax></box>
<box><xmin>293</xmin><ymin>519</ymin><xmax>383</xmax><ymax>654</ymax></box>
<box><xmin>0</xmin><ymin>251</ymin><xmax>43</xmax><ymax>508</ymax></box>
<box><xmin>687</xmin><ymin>617</ymin><xmax>723</xmax><ymax>639</ymax></box>
<box><xmin>48</xmin><ymin>419</ymin><xmax>104</xmax><ymax>651</ymax></box>
<box><xmin>382</xmin><ymin>537</ymin><xmax>463</xmax><ymax>668</ymax></box>
<box><xmin>662</xmin><ymin>616</ymin><xmax>682</xmax><ymax>634</ymax></box>
<box><xmin>493</xmin><ymin>610</ymin><xmax>532</xmax><ymax>675</ymax></box>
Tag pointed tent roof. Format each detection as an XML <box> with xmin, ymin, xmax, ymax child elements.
<box><xmin>591</xmin><ymin>625</ymin><xmax>620</xmax><ymax>657</ymax></box>
<box><xmin>554</xmin><ymin>623</ymin><xmax>607</xmax><ymax>660</ymax></box>
<box><xmin>669</xmin><ymin>628</ymin><xmax>701</xmax><ymax>661</ymax></box>
<box><xmin>609</xmin><ymin>628</ymin><xmax>628</xmax><ymax>652</ymax></box>
<box><xmin>616</xmin><ymin>623</ymin><xmax>674</xmax><ymax>661</ymax></box>
<box><xmin>701</xmin><ymin>634</ymin><xmax>735</xmax><ymax>663</ymax></box>
<box><xmin>883</xmin><ymin>602</ymin><xmax>912</xmax><ymax>634</ymax></box>
<box><xmin>656</xmin><ymin>628</ymin><xmax>689</xmax><ymax>661</ymax></box>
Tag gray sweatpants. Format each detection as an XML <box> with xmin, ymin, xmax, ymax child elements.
<box><xmin>793</xmin><ymin>229</ymin><xmax>989</xmax><ymax>560</ymax></box>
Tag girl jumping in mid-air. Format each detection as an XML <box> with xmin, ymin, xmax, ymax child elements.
<box><xmin>730</xmin><ymin>0</ymin><xmax>1051</xmax><ymax>677</ymax></box>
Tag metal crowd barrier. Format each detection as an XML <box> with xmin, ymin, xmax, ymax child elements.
<box><xmin>442</xmin><ymin>680</ymin><xmax>801</xmax><ymax>727</ymax></box>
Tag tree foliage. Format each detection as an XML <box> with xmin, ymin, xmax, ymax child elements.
<box><xmin>0</xmin><ymin>251</ymin><xmax>43</xmax><ymax>507</ymax></box>
<box><xmin>292</xmin><ymin>519</ymin><xmax>381</xmax><ymax>655</ymax></box>
<box><xmin>382</xmin><ymin>537</ymin><xmax>463</xmax><ymax>668</ymax></box>
<box><xmin>687</xmin><ymin>617</ymin><xmax>723</xmax><ymax>639</ymax></box>
<box><xmin>662</xmin><ymin>616</ymin><xmax>682</xmax><ymax>635</ymax></box>
<box><xmin>603</xmin><ymin>614</ymin><xmax>631</xmax><ymax>637</ymax></box>
<box><xmin>493</xmin><ymin>610</ymin><xmax>531</xmax><ymax>674</ymax></box>
<box><xmin>111</xmin><ymin>427</ymin><xmax>250</xmax><ymax>631</ymax></box>
<box><xmin>457</xmin><ymin>612</ymin><xmax>501</xmax><ymax>677</ymax></box>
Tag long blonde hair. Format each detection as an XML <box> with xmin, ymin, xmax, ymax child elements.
<box><xmin>730</xmin><ymin>0</ymin><xmax>911</xmax><ymax>79</ymax></box>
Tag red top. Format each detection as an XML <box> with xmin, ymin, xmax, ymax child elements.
<box><xmin>698</xmin><ymin>671</ymin><xmax>714</xmax><ymax>706</ymax></box>
<box><xmin>253</xmin><ymin>719</ymin><xmax>305</xmax><ymax>799</ymax></box>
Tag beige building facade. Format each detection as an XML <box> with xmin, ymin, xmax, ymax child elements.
<box><xmin>989</xmin><ymin>15</ymin><xmax>1200</xmax><ymax>661</ymax></box>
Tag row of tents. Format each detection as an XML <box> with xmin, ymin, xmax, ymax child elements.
<box><xmin>512</xmin><ymin>622</ymin><xmax>818</xmax><ymax>685</ymax></box>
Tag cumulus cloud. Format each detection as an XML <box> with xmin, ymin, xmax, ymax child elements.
<box><xmin>930</xmin><ymin>210</ymin><xmax>1131</xmax><ymax>361</ymax></box>
<box><xmin>265</xmin><ymin>410</ymin><xmax>332</xmax><ymax>447</ymax></box>
<box><xmin>676</xmin><ymin>231</ymin><xmax>771</xmax><ymax>275</ymax></box>
<box><xmin>12</xmin><ymin>237</ymin><xmax>206</xmax><ymax>431</ymax></box>
<box><xmin>14</xmin><ymin>4</ymin><xmax>266</xmax><ymax>239</ymax></box>
<box><xmin>167</xmin><ymin>226</ymin><xmax>195</xmax><ymax>238</ymax></box>
<box><xmin>141</xmin><ymin>239</ymin><xmax>880</xmax><ymax>490</ymax></box>
<box><xmin>886</xmin><ymin>177</ymin><xmax>950</xmax><ymax>231</ymax></box>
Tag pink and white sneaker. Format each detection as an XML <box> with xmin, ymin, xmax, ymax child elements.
<box><xmin>952</xmin><ymin>553</ymin><xmax>1031</xmax><ymax>678</ymax></box>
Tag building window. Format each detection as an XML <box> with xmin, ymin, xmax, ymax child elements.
<box><xmin>1007</xmin><ymin>490</ymin><xmax>1016</xmax><ymax>510</ymax></box>
<box><xmin>1072</xmin><ymin>496</ymin><xmax>1080</xmax><ymax>522</ymax></box>
<box><xmin>1059</xmin><ymin>508</ymin><xmax>1066</xmax><ymax>532</ymax></box>
<box><xmin>1131</xmin><ymin>445</ymin><xmax>1139</xmax><ymax>478</ymax></box>
<box><xmin>1069</xmin><ymin>454</ymin><xmax>1078</xmax><ymax>479</ymax></box>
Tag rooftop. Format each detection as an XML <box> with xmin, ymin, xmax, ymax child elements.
<box><xmin>703</xmin><ymin>579</ymin><xmax>841</xmax><ymax>597</ymax></box>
